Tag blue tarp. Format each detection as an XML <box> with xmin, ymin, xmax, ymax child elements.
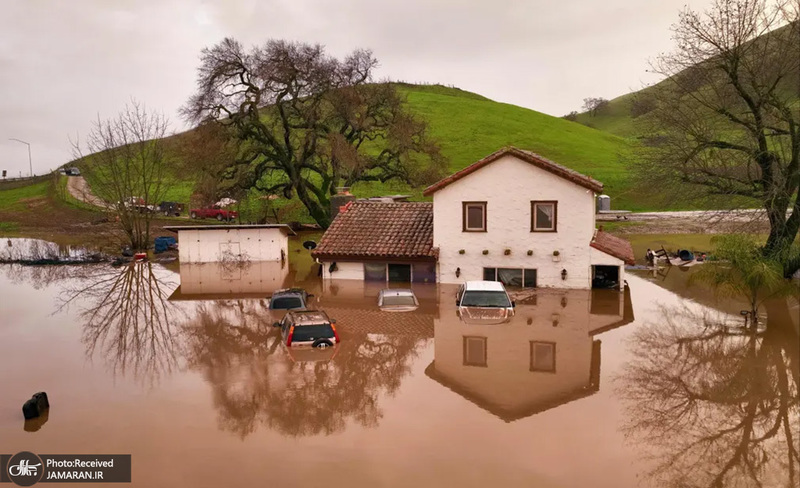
<box><xmin>154</xmin><ymin>236</ymin><xmax>177</xmax><ymax>254</ymax></box>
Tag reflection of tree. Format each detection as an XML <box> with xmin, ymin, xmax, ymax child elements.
<box><xmin>1</xmin><ymin>263</ymin><xmax>95</xmax><ymax>290</ymax></box>
<box><xmin>619</xmin><ymin>303</ymin><xmax>799</xmax><ymax>487</ymax></box>
<box><xmin>58</xmin><ymin>263</ymin><xmax>183</xmax><ymax>385</ymax></box>
<box><xmin>183</xmin><ymin>303</ymin><xmax>425</xmax><ymax>438</ymax></box>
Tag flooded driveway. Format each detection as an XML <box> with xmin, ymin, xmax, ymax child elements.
<box><xmin>0</xmin><ymin>255</ymin><xmax>797</xmax><ymax>487</ymax></box>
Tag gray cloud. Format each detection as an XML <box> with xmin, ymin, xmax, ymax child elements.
<box><xmin>0</xmin><ymin>0</ymin><xmax>711</xmax><ymax>175</ymax></box>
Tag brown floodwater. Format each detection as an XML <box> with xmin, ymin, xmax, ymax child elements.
<box><xmin>0</xmin><ymin>254</ymin><xmax>797</xmax><ymax>487</ymax></box>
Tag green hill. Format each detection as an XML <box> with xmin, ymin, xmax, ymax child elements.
<box><xmin>572</xmin><ymin>23</ymin><xmax>799</xmax><ymax>140</ymax></box>
<box><xmin>77</xmin><ymin>83</ymin><xmax>651</xmax><ymax>221</ymax></box>
<box><xmin>352</xmin><ymin>83</ymin><xmax>641</xmax><ymax>208</ymax></box>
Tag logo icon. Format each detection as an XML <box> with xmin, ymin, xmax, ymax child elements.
<box><xmin>6</xmin><ymin>452</ymin><xmax>44</xmax><ymax>486</ymax></box>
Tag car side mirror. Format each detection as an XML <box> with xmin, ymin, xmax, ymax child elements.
<box><xmin>307</xmin><ymin>294</ymin><xmax>315</xmax><ymax>298</ymax></box>
<box><xmin>511</xmin><ymin>301</ymin><xmax>516</xmax><ymax>308</ymax></box>
<box><xmin>330</xmin><ymin>318</ymin><xmax>337</xmax><ymax>324</ymax></box>
<box><xmin>272</xmin><ymin>322</ymin><xmax>281</xmax><ymax>328</ymax></box>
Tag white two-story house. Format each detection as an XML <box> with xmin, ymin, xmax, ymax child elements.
<box><xmin>312</xmin><ymin>147</ymin><xmax>634</xmax><ymax>289</ymax></box>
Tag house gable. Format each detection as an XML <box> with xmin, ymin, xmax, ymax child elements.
<box><xmin>423</xmin><ymin>147</ymin><xmax>603</xmax><ymax>196</ymax></box>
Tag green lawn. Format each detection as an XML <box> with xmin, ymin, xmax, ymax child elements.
<box><xmin>0</xmin><ymin>221</ymin><xmax>19</xmax><ymax>233</ymax></box>
<box><xmin>0</xmin><ymin>181</ymin><xmax>49</xmax><ymax>211</ymax></box>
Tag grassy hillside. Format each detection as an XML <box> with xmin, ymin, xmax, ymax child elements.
<box><xmin>573</xmin><ymin>24</ymin><xmax>799</xmax><ymax>139</ymax></box>
<box><xmin>572</xmin><ymin>91</ymin><xmax>649</xmax><ymax>139</ymax></box>
<box><xmin>352</xmin><ymin>84</ymin><xmax>641</xmax><ymax>210</ymax></box>
<box><xmin>73</xmin><ymin>83</ymin><xmax>658</xmax><ymax>221</ymax></box>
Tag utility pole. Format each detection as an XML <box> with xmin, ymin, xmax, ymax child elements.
<box><xmin>8</xmin><ymin>138</ymin><xmax>33</xmax><ymax>177</ymax></box>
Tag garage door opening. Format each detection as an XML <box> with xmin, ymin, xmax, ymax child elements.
<box><xmin>592</xmin><ymin>265</ymin><xmax>620</xmax><ymax>289</ymax></box>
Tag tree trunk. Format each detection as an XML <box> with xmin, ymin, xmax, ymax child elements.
<box><xmin>295</xmin><ymin>183</ymin><xmax>331</xmax><ymax>228</ymax></box>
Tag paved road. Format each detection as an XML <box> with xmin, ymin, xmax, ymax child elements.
<box><xmin>66</xmin><ymin>176</ymin><xmax>111</xmax><ymax>209</ymax></box>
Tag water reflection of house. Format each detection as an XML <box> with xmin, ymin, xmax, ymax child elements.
<box><xmin>169</xmin><ymin>261</ymin><xmax>291</xmax><ymax>300</ymax></box>
<box><xmin>425</xmin><ymin>288</ymin><xmax>634</xmax><ymax>422</ymax></box>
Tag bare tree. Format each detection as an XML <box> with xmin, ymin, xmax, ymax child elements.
<box><xmin>181</xmin><ymin>39</ymin><xmax>446</xmax><ymax>228</ymax></box>
<box><xmin>74</xmin><ymin>100</ymin><xmax>171</xmax><ymax>250</ymax></box>
<box><xmin>638</xmin><ymin>0</ymin><xmax>800</xmax><ymax>274</ymax></box>
<box><xmin>582</xmin><ymin>97</ymin><xmax>609</xmax><ymax>116</ymax></box>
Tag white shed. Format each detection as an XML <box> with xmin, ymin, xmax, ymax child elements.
<box><xmin>164</xmin><ymin>224</ymin><xmax>295</xmax><ymax>263</ymax></box>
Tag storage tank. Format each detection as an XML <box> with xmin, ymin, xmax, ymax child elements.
<box><xmin>596</xmin><ymin>194</ymin><xmax>611</xmax><ymax>212</ymax></box>
<box><xmin>330</xmin><ymin>187</ymin><xmax>356</xmax><ymax>220</ymax></box>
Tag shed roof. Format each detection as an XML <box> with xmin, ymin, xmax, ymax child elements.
<box><xmin>163</xmin><ymin>224</ymin><xmax>296</xmax><ymax>236</ymax></box>
<box><xmin>423</xmin><ymin>146</ymin><xmax>604</xmax><ymax>195</ymax></box>
<box><xmin>590</xmin><ymin>230</ymin><xmax>636</xmax><ymax>265</ymax></box>
<box><xmin>311</xmin><ymin>201</ymin><xmax>436</xmax><ymax>260</ymax></box>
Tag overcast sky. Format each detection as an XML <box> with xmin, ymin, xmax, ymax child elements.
<box><xmin>0</xmin><ymin>0</ymin><xmax>713</xmax><ymax>176</ymax></box>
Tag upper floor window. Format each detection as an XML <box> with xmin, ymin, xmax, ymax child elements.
<box><xmin>462</xmin><ymin>201</ymin><xmax>487</xmax><ymax>232</ymax></box>
<box><xmin>531</xmin><ymin>201</ymin><xmax>557</xmax><ymax>232</ymax></box>
<box><xmin>463</xmin><ymin>336</ymin><xmax>488</xmax><ymax>367</ymax></box>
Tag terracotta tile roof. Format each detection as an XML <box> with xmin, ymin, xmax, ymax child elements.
<box><xmin>312</xmin><ymin>201</ymin><xmax>436</xmax><ymax>260</ymax></box>
<box><xmin>423</xmin><ymin>146</ymin><xmax>604</xmax><ymax>196</ymax></box>
<box><xmin>590</xmin><ymin>230</ymin><xmax>635</xmax><ymax>265</ymax></box>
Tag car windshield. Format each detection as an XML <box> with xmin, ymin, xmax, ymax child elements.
<box><xmin>291</xmin><ymin>324</ymin><xmax>335</xmax><ymax>342</ymax></box>
<box><xmin>460</xmin><ymin>290</ymin><xmax>512</xmax><ymax>308</ymax></box>
<box><xmin>382</xmin><ymin>295</ymin><xmax>416</xmax><ymax>306</ymax></box>
<box><xmin>271</xmin><ymin>296</ymin><xmax>304</xmax><ymax>310</ymax></box>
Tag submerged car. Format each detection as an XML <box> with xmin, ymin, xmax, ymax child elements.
<box><xmin>378</xmin><ymin>288</ymin><xmax>419</xmax><ymax>312</ymax></box>
<box><xmin>269</xmin><ymin>288</ymin><xmax>311</xmax><ymax>311</ymax></box>
<box><xmin>275</xmin><ymin>309</ymin><xmax>339</xmax><ymax>349</ymax></box>
<box><xmin>456</xmin><ymin>281</ymin><xmax>515</xmax><ymax>320</ymax></box>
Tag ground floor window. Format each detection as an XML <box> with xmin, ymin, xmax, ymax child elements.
<box><xmin>388</xmin><ymin>263</ymin><xmax>411</xmax><ymax>282</ymax></box>
<box><xmin>483</xmin><ymin>268</ymin><xmax>537</xmax><ymax>288</ymax></box>
<box><xmin>364</xmin><ymin>262</ymin><xmax>388</xmax><ymax>281</ymax></box>
<box><xmin>412</xmin><ymin>262</ymin><xmax>436</xmax><ymax>283</ymax></box>
<box><xmin>364</xmin><ymin>262</ymin><xmax>435</xmax><ymax>283</ymax></box>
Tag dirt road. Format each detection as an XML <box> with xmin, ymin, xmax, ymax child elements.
<box><xmin>66</xmin><ymin>176</ymin><xmax>110</xmax><ymax>209</ymax></box>
<box><xmin>596</xmin><ymin>208</ymin><xmax>772</xmax><ymax>234</ymax></box>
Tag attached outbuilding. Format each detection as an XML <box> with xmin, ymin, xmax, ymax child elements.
<box><xmin>311</xmin><ymin>201</ymin><xmax>438</xmax><ymax>283</ymax></box>
<box><xmin>164</xmin><ymin>224</ymin><xmax>295</xmax><ymax>264</ymax></box>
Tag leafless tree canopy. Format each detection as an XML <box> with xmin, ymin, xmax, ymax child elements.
<box><xmin>618</xmin><ymin>304</ymin><xmax>799</xmax><ymax>488</ymax></box>
<box><xmin>181</xmin><ymin>38</ymin><xmax>446</xmax><ymax>228</ymax></box>
<box><xmin>638</xmin><ymin>0</ymin><xmax>799</xmax><ymax>268</ymax></box>
<box><xmin>74</xmin><ymin>100</ymin><xmax>171</xmax><ymax>250</ymax></box>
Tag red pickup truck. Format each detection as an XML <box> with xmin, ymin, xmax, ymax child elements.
<box><xmin>189</xmin><ymin>206</ymin><xmax>238</xmax><ymax>221</ymax></box>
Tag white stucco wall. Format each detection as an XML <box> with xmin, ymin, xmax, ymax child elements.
<box><xmin>433</xmin><ymin>154</ymin><xmax>597</xmax><ymax>288</ymax></box>
<box><xmin>320</xmin><ymin>261</ymin><xmax>364</xmax><ymax>280</ymax></box>
<box><xmin>177</xmin><ymin>227</ymin><xmax>289</xmax><ymax>263</ymax></box>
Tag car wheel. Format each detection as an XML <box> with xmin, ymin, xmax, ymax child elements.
<box><xmin>164</xmin><ymin>210</ymin><xmax>170</xmax><ymax>216</ymax></box>
<box><xmin>312</xmin><ymin>339</ymin><xmax>333</xmax><ymax>349</ymax></box>
<box><xmin>217</xmin><ymin>214</ymin><xmax>224</xmax><ymax>221</ymax></box>
<box><xmin>190</xmin><ymin>212</ymin><xmax>197</xmax><ymax>219</ymax></box>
